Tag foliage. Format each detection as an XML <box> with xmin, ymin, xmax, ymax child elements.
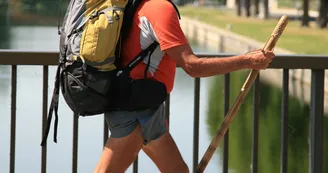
<box><xmin>207</xmin><ymin>70</ymin><xmax>328</xmax><ymax>173</ymax></box>
<box><xmin>20</xmin><ymin>0</ymin><xmax>68</xmax><ymax>17</ymax></box>
<box><xmin>0</xmin><ymin>2</ymin><xmax>10</xmax><ymax>49</ymax></box>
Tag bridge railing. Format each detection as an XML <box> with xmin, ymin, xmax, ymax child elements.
<box><xmin>0</xmin><ymin>50</ymin><xmax>327</xmax><ymax>173</ymax></box>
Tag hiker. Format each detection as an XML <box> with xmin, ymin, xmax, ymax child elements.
<box><xmin>93</xmin><ymin>0</ymin><xmax>275</xmax><ymax>173</ymax></box>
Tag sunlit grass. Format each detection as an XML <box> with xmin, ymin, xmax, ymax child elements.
<box><xmin>179</xmin><ymin>6</ymin><xmax>328</xmax><ymax>54</ymax></box>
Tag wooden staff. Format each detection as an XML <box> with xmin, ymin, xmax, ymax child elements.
<box><xmin>196</xmin><ymin>15</ymin><xmax>289</xmax><ymax>173</ymax></box>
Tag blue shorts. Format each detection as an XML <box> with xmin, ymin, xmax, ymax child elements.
<box><xmin>104</xmin><ymin>104</ymin><xmax>166</xmax><ymax>144</ymax></box>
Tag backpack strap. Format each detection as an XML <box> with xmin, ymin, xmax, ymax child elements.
<box><xmin>40</xmin><ymin>62</ymin><xmax>63</xmax><ymax>146</ymax></box>
<box><xmin>117</xmin><ymin>41</ymin><xmax>159</xmax><ymax>76</ymax></box>
<box><xmin>144</xmin><ymin>42</ymin><xmax>158</xmax><ymax>78</ymax></box>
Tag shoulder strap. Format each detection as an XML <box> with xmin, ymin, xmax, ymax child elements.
<box><xmin>117</xmin><ymin>41</ymin><xmax>159</xmax><ymax>76</ymax></box>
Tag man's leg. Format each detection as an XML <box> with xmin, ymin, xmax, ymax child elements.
<box><xmin>142</xmin><ymin>131</ymin><xmax>189</xmax><ymax>173</ymax></box>
<box><xmin>93</xmin><ymin>125</ymin><xmax>144</xmax><ymax>173</ymax></box>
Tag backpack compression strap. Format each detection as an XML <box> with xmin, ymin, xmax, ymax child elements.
<box><xmin>40</xmin><ymin>63</ymin><xmax>62</xmax><ymax>146</ymax></box>
<box><xmin>68</xmin><ymin>6</ymin><xmax>125</xmax><ymax>38</ymax></box>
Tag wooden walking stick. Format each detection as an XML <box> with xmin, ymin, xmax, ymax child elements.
<box><xmin>196</xmin><ymin>15</ymin><xmax>289</xmax><ymax>173</ymax></box>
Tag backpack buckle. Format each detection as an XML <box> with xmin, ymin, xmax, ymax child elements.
<box><xmin>90</xmin><ymin>11</ymin><xmax>101</xmax><ymax>20</ymax></box>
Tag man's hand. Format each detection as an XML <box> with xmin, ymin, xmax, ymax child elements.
<box><xmin>244</xmin><ymin>49</ymin><xmax>275</xmax><ymax>70</ymax></box>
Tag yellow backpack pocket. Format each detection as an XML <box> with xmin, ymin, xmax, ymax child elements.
<box><xmin>79</xmin><ymin>7</ymin><xmax>125</xmax><ymax>71</ymax></box>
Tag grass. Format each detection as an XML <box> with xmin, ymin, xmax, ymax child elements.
<box><xmin>179</xmin><ymin>6</ymin><xmax>328</xmax><ymax>54</ymax></box>
<box><xmin>277</xmin><ymin>0</ymin><xmax>318</xmax><ymax>11</ymax></box>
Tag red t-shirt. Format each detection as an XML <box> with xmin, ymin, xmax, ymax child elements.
<box><xmin>120</xmin><ymin>0</ymin><xmax>189</xmax><ymax>93</ymax></box>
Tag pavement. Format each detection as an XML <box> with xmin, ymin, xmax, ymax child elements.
<box><xmin>263</xmin><ymin>7</ymin><xmax>319</xmax><ymax>21</ymax></box>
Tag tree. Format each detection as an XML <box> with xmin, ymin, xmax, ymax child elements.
<box><xmin>22</xmin><ymin>0</ymin><xmax>38</xmax><ymax>13</ymax></box>
<box><xmin>254</xmin><ymin>0</ymin><xmax>260</xmax><ymax>16</ymax></box>
<box><xmin>236</xmin><ymin>0</ymin><xmax>241</xmax><ymax>16</ymax></box>
<box><xmin>317</xmin><ymin>0</ymin><xmax>328</xmax><ymax>28</ymax></box>
<box><xmin>0</xmin><ymin>1</ymin><xmax>10</xmax><ymax>49</ymax></box>
<box><xmin>245</xmin><ymin>0</ymin><xmax>251</xmax><ymax>17</ymax></box>
<box><xmin>263</xmin><ymin>0</ymin><xmax>269</xmax><ymax>19</ymax></box>
<box><xmin>301</xmin><ymin>0</ymin><xmax>310</xmax><ymax>27</ymax></box>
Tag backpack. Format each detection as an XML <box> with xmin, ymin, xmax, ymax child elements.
<box><xmin>40</xmin><ymin>0</ymin><xmax>181</xmax><ymax>147</ymax></box>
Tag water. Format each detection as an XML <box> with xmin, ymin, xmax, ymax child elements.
<box><xmin>0</xmin><ymin>15</ymin><xmax>222</xmax><ymax>173</ymax></box>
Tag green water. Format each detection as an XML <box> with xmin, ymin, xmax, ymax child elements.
<box><xmin>207</xmin><ymin>70</ymin><xmax>328</xmax><ymax>173</ymax></box>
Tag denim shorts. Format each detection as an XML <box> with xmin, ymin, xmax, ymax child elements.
<box><xmin>104</xmin><ymin>104</ymin><xmax>166</xmax><ymax>144</ymax></box>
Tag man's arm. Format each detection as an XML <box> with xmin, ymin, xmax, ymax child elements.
<box><xmin>165</xmin><ymin>44</ymin><xmax>274</xmax><ymax>78</ymax></box>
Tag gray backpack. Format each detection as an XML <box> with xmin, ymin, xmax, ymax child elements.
<box><xmin>41</xmin><ymin>0</ymin><xmax>180</xmax><ymax>146</ymax></box>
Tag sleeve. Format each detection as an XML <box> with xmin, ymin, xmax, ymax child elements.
<box><xmin>146</xmin><ymin>1</ymin><xmax>189</xmax><ymax>51</ymax></box>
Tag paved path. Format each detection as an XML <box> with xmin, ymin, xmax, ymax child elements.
<box><xmin>269</xmin><ymin>7</ymin><xmax>318</xmax><ymax>21</ymax></box>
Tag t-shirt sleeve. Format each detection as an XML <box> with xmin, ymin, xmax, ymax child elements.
<box><xmin>146</xmin><ymin>1</ymin><xmax>189</xmax><ymax>51</ymax></box>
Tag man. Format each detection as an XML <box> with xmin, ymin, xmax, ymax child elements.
<box><xmin>93</xmin><ymin>0</ymin><xmax>274</xmax><ymax>172</ymax></box>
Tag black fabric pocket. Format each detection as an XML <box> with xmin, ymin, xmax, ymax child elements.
<box><xmin>60</xmin><ymin>63</ymin><xmax>115</xmax><ymax>116</ymax></box>
<box><xmin>115</xmin><ymin>77</ymin><xmax>167</xmax><ymax>111</ymax></box>
<box><xmin>130</xmin><ymin>79</ymin><xmax>167</xmax><ymax>110</ymax></box>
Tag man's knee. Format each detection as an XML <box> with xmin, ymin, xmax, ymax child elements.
<box><xmin>94</xmin><ymin>126</ymin><xmax>143</xmax><ymax>173</ymax></box>
<box><xmin>142</xmin><ymin>132</ymin><xmax>189</xmax><ymax>173</ymax></box>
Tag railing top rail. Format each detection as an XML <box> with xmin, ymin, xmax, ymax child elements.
<box><xmin>0</xmin><ymin>50</ymin><xmax>327</xmax><ymax>69</ymax></box>
<box><xmin>197</xmin><ymin>53</ymin><xmax>328</xmax><ymax>69</ymax></box>
<box><xmin>0</xmin><ymin>50</ymin><xmax>59</xmax><ymax>65</ymax></box>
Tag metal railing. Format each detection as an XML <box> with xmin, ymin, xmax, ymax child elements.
<box><xmin>0</xmin><ymin>50</ymin><xmax>327</xmax><ymax>173</ymax></box>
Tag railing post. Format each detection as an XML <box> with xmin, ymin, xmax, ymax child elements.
<box><xmin>222</xmin><ymin>73</ymin><xmax>230</xmax><ymax>173</ymax></box>
<box><xmin>218</xmin><ymin>35</ymin><xmax>225</xmax><ymax>52</ymax></box>
<box><xmin>72</xmin><ymin>113</ymin><xmax>79</xmax><ymax>173</ymax></box>
<box><xmin>41</xmin><ymin>65</ymin><xmax>48</xmax><ymax>173</ymax></box>
<box><xmin>165</xmin><ymin>95</ymin><xmax>170</xmax><ymax>132</ymax></box>
<box><xmin>251</xmin><ymin>74</ymin><xmax>260</xmax><ymax>173</ymax></box>
<box><xmin>103</xmin><ymin>119</ymin><xmax>109</xmax><ymax>146</ymax></box>
<box><xmin>133</xmin><ymin>156</ymin><xmax>138</xmax><ymax>173</ymax></box>
<box><xmin>204</xmin><ymin>28</ymin><xmax>208</xmax><ymax>49</ymax></box>
<box><xmin>281</xmin><ymin>69</ymin><xmax>289</xmax><ymax>173</ymax></box>
<box><xmin>193</xmin><ymin>25</ymin><xmax>198</xmax><ymax>44</ymax></box>
<box><xmin>192</xmin><ymin>78</ymin><xmax>200</xmax><ymax>173</ymax></box>
<box><xmin>185</xmin><ymin>20</ymin><xmax>189</xmax><ymax>38</ymax></box>
<box><xmin>10</xmin><ymin>65</ymin><xmax>17</xmax><ymax>173</ymax></box>
<box><xmin>248</xmin><ymin>45</ymin><xmax>253</xmax><ymax>52</ymax></box>
<box><xmin>309</xmin><ymin>69</ymin><xmax>324</xmax><ymax>173</ymax></box>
